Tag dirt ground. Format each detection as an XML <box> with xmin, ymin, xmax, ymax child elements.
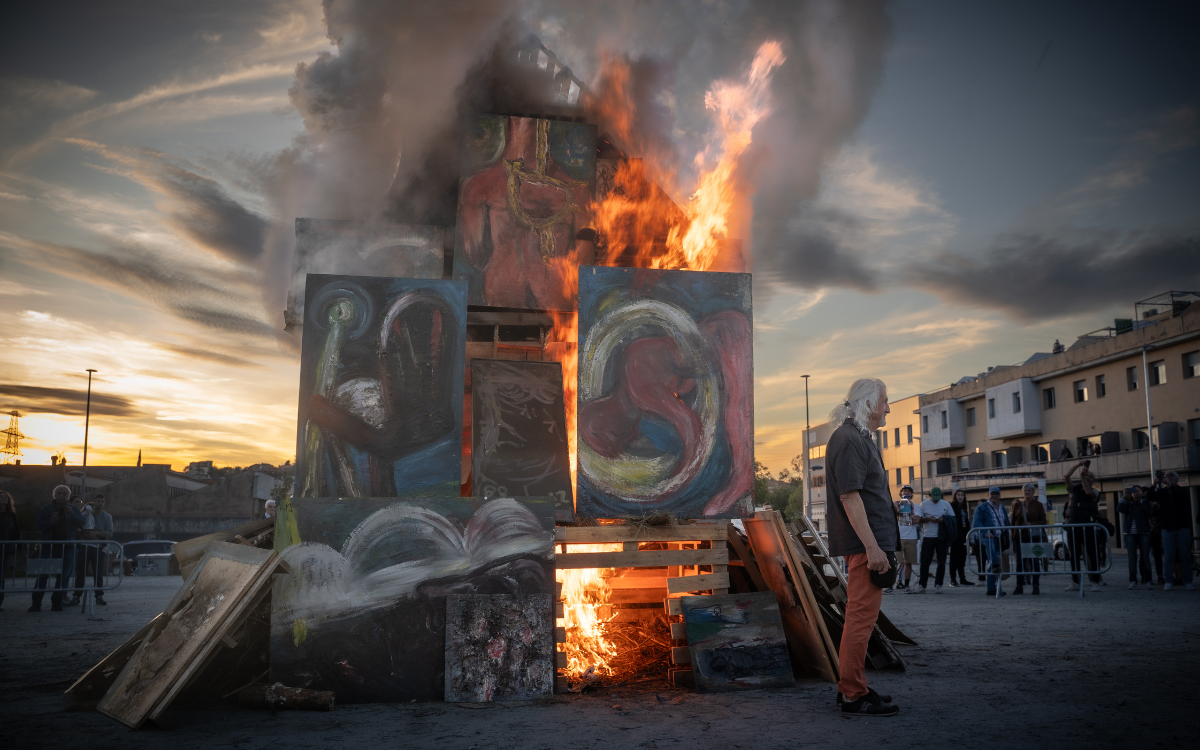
<box><xmin>3</xmin><ymin>565</ymin><xmax>1199</xmax><ymax>750</ymax></box>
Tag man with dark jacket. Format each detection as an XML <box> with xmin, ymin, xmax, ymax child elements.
<box><xmin>1119</xmin><ymin>485</ymin><xmax>1153</xmax><ymax>589</ymax></box>
<box><xmin>947</xmin><ymin>489</ymin><xmax>974</xmax><ymax>586</ymax></box>
<box><xmin>1063</xmin><ymin>461</ymin><xmax>1102</xmax><ymax>592</ymax></box>
<box><xmin>1010</xmin><ymin>483</ymin><xmax>1048</xmax><ymax>595</ymax></box>
<box><xmin>1149</xmin><ymin>471</ymin><xmax>1194</xmax><ymax>591</ymax></box>
<box><xmin>30</xmin><ymin>485</ymin><xmax>86</xmax><ymax>612</ymax></box>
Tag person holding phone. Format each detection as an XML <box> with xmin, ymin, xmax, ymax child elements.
<box><xmin>1149</xmin><ymin>470</ymin><xmax>1194</xmax><ymax>590</ymax></box>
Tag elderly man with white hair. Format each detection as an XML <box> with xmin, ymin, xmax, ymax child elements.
<box><xmin>824</xmin><ymin>378</ymin><xmax>901</xmax><ymax>717</ymax></box>
<box><xmin>30</xmin><ymin>484</ymin><xmax>86</xmax><ymax>612</ymax></box>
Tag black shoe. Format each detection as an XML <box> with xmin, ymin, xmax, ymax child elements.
<box><xmin>1032</xmin><ymin>585</ymin><xmax>1040</xmax><ymax>595</ymax></box>
<box><xmin>69</xmin><ymin>596</ymin><xmax>81</xmax><ymax>606</ymax></box>
<box><xmin>51</xmin><ymin>604</ymin><xmax>63</xmax><ymax>612</ymax></box>
<box><xmin>836</xmin><ymin>689</ymin><xmax>893</xmax><ymax>705</ymax></box>
<box><xmin>95</xmin><ymin>595</ymin><xmax>107</xmax><ymax>606</ymax></box>
<box><xmin>1013</xmin><ymin>586</ymin><xmax>1024</xmax><ymax>595</ymax></box>
<box><xmin>27</xmin><ymin>605</ymin><xmax>41</xmax><ymax>612</ymax></box>
<box><xmin>842</xmin><ymin>694</ymin><xmax>900</xmax><ymax>717</ymax></box>
<box><xmin>960</xmin><ymin>579</ymin><xmax>976</xmax><ymax>586</ymax></box>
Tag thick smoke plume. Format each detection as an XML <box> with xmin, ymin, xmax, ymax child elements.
<box><xmin>261</xmin><ymin>0</ymin><xmax>894</xmax><ymax>310</ymax></box>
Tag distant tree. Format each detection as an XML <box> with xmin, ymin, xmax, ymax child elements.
<box><xmin>753</xmin><ymin>461</ymin><xmax>772</xmax><ymax>507</ymax></box>
<box><xmin>782</xmin><ymin>484</ymin><xmax>805</xmax><ymax>522</ymax></box>
<box><xmin>777</xmin><ymin>468</ymin><xmax>792</xmax><ymax>484</ymax></box>
<box><xmin>790</xmin><ymin>454</ymin><xmax>803</xmax><ymax>478</ymax></box>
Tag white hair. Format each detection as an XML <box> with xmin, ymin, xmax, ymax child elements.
<box><xmin>828</xmin><ymin>378</ymin><xmax>887</xmax><ymax>434</ymax></box>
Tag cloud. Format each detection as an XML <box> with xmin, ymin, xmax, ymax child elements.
<box><xmin>0</xmin><ymin>384</ymin><xmax>143</xmax><ymax>418</ymax></box>
<box><xmin>914</xmin><ymin>231</ymin><xmax>1200</xmax><ymax>320</ymax></box>
<box><xmin>157</xmin><ymin>344</ymin><xmax>267</xmax><ymax>369</ymax></box>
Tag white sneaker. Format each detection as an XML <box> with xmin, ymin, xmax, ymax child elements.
<box><xmin>934</xmin><ymin>585</ymin><xmax>943</xmax><ymax>594</ymax></box>
<box><xmin>1090</xmin><ymin>584</ymin><xmax>1100</xmax><ymax>592</ymax></box>
<box><xmin>1164</xmin><ymin>583</ymin><xmax>1174</xmax><ymax>591</ymax></box>
<box><xmin>1064</xmin><ymin>583</ymin><xmax>1080</xmax><ymax>591</ymax></box>
<box><xmin>905</xmin><ymin>586</ymin><xmax>915</xmax><ymax>594</ymax></box>
<box><xmin>917</xmin><ymin>585</ymin><xmax>927</xmax><ymax>594</ymax></box>
<box><xmin>1128</xmin><ymin>581</ymin><xmax>1138</xmax><ymax>590</ymax></box>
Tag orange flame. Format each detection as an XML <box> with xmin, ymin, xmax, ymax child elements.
<box><xmin>555</xmin><ymin>543</ymin><xmax>621</xmax><ymax>680</ymax></box>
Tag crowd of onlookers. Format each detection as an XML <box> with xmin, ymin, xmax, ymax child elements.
<box><xmin>0</xmin><ymin>485</ymin><xmax>114</xmax><ymax>612</ymax></box>
<box><xmin>885</xmin><ymin>464</ymin><xmax>1196</xmax><ymax>597</ymax></box>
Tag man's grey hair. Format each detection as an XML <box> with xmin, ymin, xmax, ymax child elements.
<box><xmin>828</xmin><ymin>378</ymin><xmax>887</xmax><ymax>434</ymax></box>
<box><xmin>52</xmin><ymin>484</ymin><xmax>71</xmax><ymax>497</ymax></box>
<box><xmin>1022</xmin><ymin>483</ymin><xmax>1036</xmax><ymax>492</ymax></box>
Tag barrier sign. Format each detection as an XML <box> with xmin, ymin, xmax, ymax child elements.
<box><xmin>1021</xmin><ymin>542</ymin><xmax>1051</xmax><ymax>559</ymax></box>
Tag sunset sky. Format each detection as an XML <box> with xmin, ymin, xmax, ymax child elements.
<box><xmin>2</xmin><ymin>1</ymin><xmax>1197</xmax><ymax>474</ymax></box>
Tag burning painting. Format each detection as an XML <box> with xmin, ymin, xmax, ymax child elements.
<box><xmin>576</xmin><ymin>266</ymin><xmax>754</xmax><ymax>519</ymax></box>
<box><xmin>270</xmin><ymin>496</ymin><xmax>555</xmax><ymax>703</ymax></box>
<box><xmin>471</xmin><ymin>359</ymin><xmax>572</xmax><ymax>504</ymax></box>
<box><xmin>293</xmin><ymin>274</ymin><xmax>466</xmax><ymax>502</ymax></box>
<box><xmin>680</xmin><ymin>592</ymin><xmax>795</xmax><ymax>692</ymax></box>
<box><xmin>453</xmin><ymin>114</ymin><xmax>596</xmax><ymax>310</ymax></box>
<box><xmin>444</xmin><ymin>594</ymin><xmax>555</xmax><ymax>702</ymax></box>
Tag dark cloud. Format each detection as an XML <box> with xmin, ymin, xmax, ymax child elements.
<box><xmin>914</xmin><ymin>232</ymin><xmax>1200</xmax><ymax>321</ymax></box>
<box><xmin>753</xmin><ymin>205</ymin><xmax>879</xmax><ymax>291</ymax></box>
<box><xmin>154</xmin><ymin>159</ymin><xmax>267</xmax><ymax>263</ymax></box>
<box><xmin>158</xmin><ymin>343</ymin><xmax>266</xmax><ymax>368</ymax></box>
<box><xmin>0</xmin><ymin>384</ymin><xmax>143</xmax><ymax>418</ymax></box>
<box><xmin>8</xmin><ymin>236</ymin><xmax>279</xmax><ymax>338</ymax></box>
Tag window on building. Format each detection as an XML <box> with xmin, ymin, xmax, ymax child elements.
<box><xmin>1073</xmin><ymin>380</ymin><xmax>1088</xmax><ymax>403</ymax></box>
<box><xmin>894</xmin><ymin>427</ymin><xmax>900</xmax><ymax>447</ymax></box>
<box><xmin>1077</xmin><ymin>436</ymin><xmax>1101</xmax><ymax>456</ymax></box>
<box><xmin>812</xmin><ymin>475</ymin><xmax>826</xmax><ymax>488</ymax></box>
<box><xmin>922</xmin><ymin>415</ymin><xmax>929</xmax><ymax>433</ymax></box>
<box><xmin>1095</xmin><ymin>374</ymin><xmax>1106</xmax><ymax>398</ymax></box>
<box><xmin>993</xmin><ymin>451</ymin><xmax>1007</xmax><ymax>469</ymax></box>
<box><xmin>1185</xmin><ymin>351</ymin><xmax>1200</xmax><ymax>379</ymax></box>
<box><xmin>957</xmin><ymin>455</ymin><xmax>970</xmax><ymax>471</ymax></box>
<box><xmin>967</xmin><ymin>407</ymin><xmax>976</xmax><ymax>426</ymax></box>
<box><xmin>1034</xmin><ymin>443</ymin><xmax>1051</xmax><ymax>463</ymax></box>
<box><xmin>1127</xmin><ymin>367</ymin><xmax>1139</xmax><ymax>390</ymax></box>
<box><xmin>1012</xmin><ymin>392</ymin><xmax>1021</xmax><ymax>413</ymax></box>
<box><xmin>908</xmin><ymin>466</ymin><xmax>915</xmax><ymax>483</ymax></box>
<box><xmin>927</xmin><ymin>460</ymin><xmax>937</xmax><ymax>477</ymax></box>
<box><xmin>881</xmin><ymin>431</ymin><xmax>888</xmax><ymax>449</ymax></box>
<box><xmin>1133</xmin><ymin>427</ymin><xmax>1151</xmax><ymax>450</ymax></box>
<box><xmin>1043</xmin><ymin>388</ymin><xmax>1056</xmax><ymax>409</ymax></box>
<box><xmin>940</xmin><ymin>411</ymin><xmax>948</xmax><ymax>429</ymax></box>
<box><xmin>907</xmin><ymin>425</ymin><xmax>913</xmax><ymax>444</ymax></box>
<box><xmin>809</xmin><ymin>444</ymin><xmax>826</xmax><ymax>460</ymax></box>
<box><xmin>1150</xmin><ymin>360</ymin><xmax>1166</xmax><ymax>386</ymax></box>
<box><xmin>988</xmin><ymin>399</ymin><xmax>996</xmax><ymax>418</ymax></box>
<box><xmin>1188</xmin><ymin>418</ymin><xmax>1200</xmax><ymax>447</ymax></box>
<box><xmin>895</xmin><ymin>468</ymin><xmax>902</xmax><ymax>486</ymax></box>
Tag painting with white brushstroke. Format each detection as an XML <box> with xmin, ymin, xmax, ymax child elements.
<box><xmin>470</xmin><ymin>359</ymin><xmax>571</xmax><ymax>504</ymax></box>
<box><xmin>270</xmin><ymin>496</ymin><xmax>555</xmax><ymax>703</ymax></box>
<box><xmin>290</xmin><ymin>274</ymin><xmax>466</xmax><ymax>509</ymax></box>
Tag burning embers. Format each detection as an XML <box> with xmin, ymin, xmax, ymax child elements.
<box><xmin>555</xmin><ymin>543</ymin><xmax>622</xmax><ymax>683</ymax></box>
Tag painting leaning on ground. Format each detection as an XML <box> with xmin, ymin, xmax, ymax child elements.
<box><xmin>293</xmin><ymin>274</ymin><xmax>467</xmax><ymax>500</ymax></box>
<box><xmin>576</xmin><ymin>266</ymin><xmax>754</xmax><ymax>519</ymax></box>
<box><xmin>270</xmin><ymin>496</ymin><xmax>556</xmax><ymax>703</ymax></box>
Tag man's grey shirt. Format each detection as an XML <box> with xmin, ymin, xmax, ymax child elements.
<box><xmin>93</xmin><ymin>511</ymin><xmax>114</xmax><ymax>536</ymax></box>
<box><xmin>824</xmin><ymin>422</ymin><xmax>900</xmax><ymax>557</ymax></box>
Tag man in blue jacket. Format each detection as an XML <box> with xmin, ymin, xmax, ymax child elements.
<box><xmin>973</xmin><ymin>487</ymin><xmax>1010</xmax><ymax>597</ymax></box>
<box><xmin>30</xmin><ymin>484</ymin><xmax>86</xmax><ymax>612</ymax></box>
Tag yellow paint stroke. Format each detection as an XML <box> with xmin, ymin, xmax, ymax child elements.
<box><xmin>292</xmin><ymin>617</ymin><xmax>308</xmax><ymax>647</ymax></box>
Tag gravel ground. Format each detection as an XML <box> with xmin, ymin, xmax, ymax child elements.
<box><xmin>3</xmin><ymin>563</ymin><xmax>1199</xmax><ymax>749</ymax></box>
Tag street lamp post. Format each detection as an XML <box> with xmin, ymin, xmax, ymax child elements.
<box><xmin>803</xmin><ymin>374</ymin><xmax>811</xmax><ymax>521</ymax></box>
<box><xmin>81</xmin><ymin>369</ymin><xmax>97</xmax><ymax>503</ymax></box>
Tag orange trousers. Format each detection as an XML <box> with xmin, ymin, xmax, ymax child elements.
<box><xmin>837</xmin><ymin>552</ymin><xmax>883</xmax><ymax>702</ymax></box>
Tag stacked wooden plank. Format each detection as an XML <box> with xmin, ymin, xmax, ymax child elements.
<box><xmin>554</xmin><ymin>520</ymin><xmax>728</xmax><ymax>691</ymax></box>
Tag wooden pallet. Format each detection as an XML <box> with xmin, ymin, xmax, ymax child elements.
<box><xmin>554</xmin><ymin>521</ymin><xmax>728</xmax><ymax>692</ymax></box>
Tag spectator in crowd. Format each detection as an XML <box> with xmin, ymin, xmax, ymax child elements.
<box><xmin>1148</xmin><ymin>494</ymin><xmax>1166</xmax><ymax>585</ymax></box>
<box><xmin>1063</xmin><ymin>460</ymin><xmax>1102</xmax><ymax>592</ymax></box>
<box><xmin>262</xmin><ymin>499</ymin><xmax>277</xmax><ymax>520</ymax></box>
<box><xmin>1010</xmin><ymin>483</ymin><xmax>1048</xmax><ymax>595</ymax></box>
<box><xmin>72</xmin><ymin>494</ymin><xmax>113</xmax><ymax>606</ymax></box>
<box><xmin>915</xmin><ymin>487</ymin><xmax>954</xmax><ymax>593</ymax></box>
<box><xmin>825</xmin><ymin>378</ymin><xmax>901</xmax><ymax>717</ymax></box>
<box><xmin>948</xmin><ymin>489</ymin><xmax>974</xmax><ymax>587</ymax></box>
<box><xmin>893</xmin><ymin>485</ymin><xmax>918</xmax><ymax>593</ymax></box>
<box><xmin>1057</xmin><ymin>445</ymin><xmax>1073</xmax><ymax>461</ymax></box>
<box><xmin>1149</xmin><ymin>470</ymin><xmax>1194</xmax><ymax>591</ymax></box>
<box><xmin>1118</xmin><ymin>485</ymin><xmax>1153</xmax><ymax>589</ymax></box>
<box><xmin>972</xmin><ymin>487</ymin><xmax>1010</xmax><ymax>597</ymax></box>
<box><xmin>0</xmin><ymin>491</ymin><xmax>19</xmax><ymax>610</ymax></box>
<box><xmin>30</xmin><ymin>485</ymin><xmax>86</xmax><ymax>612</ymax></box>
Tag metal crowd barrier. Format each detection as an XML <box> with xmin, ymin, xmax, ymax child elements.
<box><xmin>0</xmin><ymin>540</ymin><xmax>125</xmax><ymax>615</ymax></box>
<box><xmin>965</xmin><ymin>523</ymin><xmax>1111</xmax><ymax>600</ymax></box>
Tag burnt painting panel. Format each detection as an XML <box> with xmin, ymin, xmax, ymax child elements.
<box><xmin>576</xmin><ymin>266</ymin><xmax>754</xmax><ymax>519</ymax></box>
<box><xmin>453</xmin><ymin>114</ymin><xmax>596</xmax><ymax>310</ymax></box>
<box><xmin>444</xmin><ymin>594</ymin><xmax>555</xmax><ymax>702</ymax></box>
<box><xmin>270</xmin><ymin>496</ymin><xmax>555</xmax><ymax>703</ymax></box>
<box><xmin>471</xmin><ymin>359</ymin><xmax>572</xmax><ymax>504</ymax></box>
<box><xmin>680</xmin><ymin>592</ymin><xmax>795</xmax><ymax>693</ymax></box>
